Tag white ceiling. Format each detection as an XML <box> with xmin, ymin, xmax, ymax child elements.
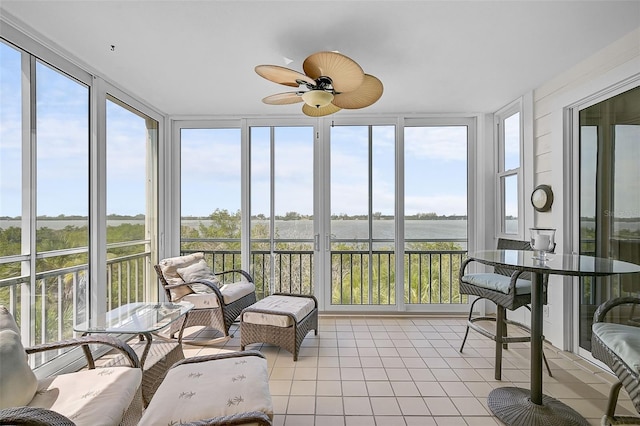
<box><xmin>2</xmin><ymin>1</ymin><xmax>639</xmax><ymax>118</ymax></box>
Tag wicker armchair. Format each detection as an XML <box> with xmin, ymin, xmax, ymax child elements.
<box><xmin>459</xmin><ymin>238</ymin><xmax>552</xmax><ymax>380</ymax></box>
<box><xmin>592</xmin><ymin>296</ymin><xmax>640</xmax><ymax>426</ymax></box>
<box><xmin>0</xmin><ymin>306</ymin><xmax>143</xmax><ymax>426</ymax></box>
<box><xmin>155</xmin><ymin>252</ymin><xmax>257</xmax><ymax>342</ymax></box>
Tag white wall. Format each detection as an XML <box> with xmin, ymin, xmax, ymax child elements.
<box><xmin>531</xmin><ymin>27</ymin><xmax>640</xmax><ymax>349</ymax></box>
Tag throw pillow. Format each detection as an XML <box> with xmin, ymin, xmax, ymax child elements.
<box><xmin>177</xmin><ymin>258</ymin><xmax>219</xmax><ymax>293</ymax></box>
<box><xmin>159</xmin><ymin>253</ymin><xmax>205</xmax><ymax>300</ymax></box>
<box><xmin>0</xmin><ymin>306</ymin><xmax>38</xmax><ymax>409</ymax></box>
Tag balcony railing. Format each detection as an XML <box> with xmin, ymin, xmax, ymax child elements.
<box><xmin>0</xmin><ymin>239</ymin><xmax>467</xmax><ymax>365</ymax></box>
<box><xmin>182</xmin><ymin>238</ymin><xmax>468</xmax><ymax>305</ymax></box>
<box><xmin>181</xmin><ymin>247</ymin><xmax>314</xmax><ymax>300</ymax></box>
<box><xmin>0</xmin><ymin>249</ymin><xmax>151</xmax><ymax>366</ymax></box>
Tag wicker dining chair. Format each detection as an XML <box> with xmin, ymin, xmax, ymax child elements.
<box><xmin>459</xmin><ymin>238</ymin><xmax>552</xmax><ymax>380</ymax></box>
<box><xmin>591</xmin><ymin>296</ymin><xmax>640</xmax><ymax>426</ymax></box>
<box><xmin>155</xmin><ymin>252</ymin><xmax>257</xmax><ymax>342</ymax></box>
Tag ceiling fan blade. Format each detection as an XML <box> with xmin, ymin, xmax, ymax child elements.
<box><xmin>303</xmin><ymin>51</ymin><xmax>364</xmax><ymax>93</ymax></box>
<box><xmin>255</xmin><ymin>65</ymin><xmax>315</xmax><ymax>88</ymax></box>
<box><xmin>332</xmin><ymin>74</ymin><xmax>383</xmax><ymax>109</ymax></box>
<box><xmin>262</xmin><ymin>92</ymin><xmax>303</xmax><ymax>105</ymax></box>
<box><xmin>302</xmin><ymin>102</ymin><xmax>342</xmax><ymax>117</ymax></box>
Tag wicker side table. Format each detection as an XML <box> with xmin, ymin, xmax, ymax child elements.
<box><xmin>104</xmin><ymin>339</ymin><xmax>184</xmax><ymax>405</ymax></box>
<box><xmin>240</xmin><ymin>293</ymin><xmax>318</xmax><ymax>361</ymax></box>
<box><xmin>74</xmin><ymin>302</ymin><xmax>192</xmax><ymax>406</ymax></box>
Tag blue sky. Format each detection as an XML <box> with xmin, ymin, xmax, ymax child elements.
<box><xmin>1</xmin><ymin>41</ymin><xmax>147</xmax><ymax>217</ymax></box>
<box><xmin>181</xmin><ymin>124</ymin><xmax>469</xmax><ymax>218</ymax></box>
<box><xmin>2</xmin><ymin>39</ymin><xmax>471</xmax><ymax>220</ymax></box>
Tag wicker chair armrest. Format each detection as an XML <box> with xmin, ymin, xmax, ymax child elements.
<box><xmin>170</xmin><ymin>350</ymin><xmax>266</xmax><ymax>369</ymax></box>
<box><xmin>215</xmin><ymin>269</ymin><xmax>254</xmax><ymax>283</ymax></box>
<box><xmin>0</xmin><ymin>406</ymin><xmax>75</xmax><ymax>425</ymax></box>
<box><xmin>25</xmin><ymin>335</ymin><xmax>140</xmax><ymax>369</ymax></box>
<box><xmin>594</xmin><ymin>296</ymin><xmax>640</xmax><ymax>323</ymax></box>
<box><xmin>459</xmin><ymin>257</ymin><xmax>476</xmax><ymax>281</ymax></box>
<box><xmin>180</xmin><ymin>411</ymin><xmax>272</xmax><ymax>426</ymax></box>
<box><xmin>506</xmin><ymin>269</ymin><xmax>530</xmax><ymax>294</ymax></box>
<box><xmin>506</xmin><ymin>270</ymin><xmax>550</xmax><ymax>296</ymax></box>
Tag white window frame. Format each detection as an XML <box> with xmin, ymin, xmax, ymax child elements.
<box><xmin>495</xmin><ymin>98</ymin><xmax>526</xmax><ymax>239</ymax></box>
<box><xmin>1</xmin><ymin>21</ymin><xmax>164</xmax><ymax>376</ymax></box>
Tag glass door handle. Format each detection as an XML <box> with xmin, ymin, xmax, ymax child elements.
<box><xmin>314</xmin><ymin>234</ymin><xmax>320</xmax><ymax>251</ymax></box>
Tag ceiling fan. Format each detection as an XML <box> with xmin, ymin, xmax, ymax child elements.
<box><xmin>255</xmin><ymin>51</ymin><xmax>383</xmax><ymax>117</ymax></box>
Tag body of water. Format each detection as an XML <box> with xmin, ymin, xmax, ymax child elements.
<box><xmin>2</xmin><ymin>218</ymin><xmax>483</xmax><ymax>240</ymax></box>
<box><xmin>3</xmin><ymin>218</ymin><xmax>638</xmax><ymax>240</ymax></box>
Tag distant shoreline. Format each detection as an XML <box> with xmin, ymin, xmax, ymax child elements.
<box><xmin>5</xmin><ymin>215</ymin><xmax>638</xmax><ymax>221</ymax></box>
<box><xmin>3</xmin><ymin>218</ymin><xmax>640</xmax><ymax>240</ymax></box>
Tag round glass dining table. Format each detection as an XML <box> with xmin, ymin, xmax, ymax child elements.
<box><xmin>467</xmin><ymin>250</ymin><xmax>640</xmax><ymax>426</ymax></box>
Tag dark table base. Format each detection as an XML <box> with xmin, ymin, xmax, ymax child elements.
<box><xmin>488</xmin><ymin>387</ymin><xmax>589</xmax><ymax>426</ymax></box>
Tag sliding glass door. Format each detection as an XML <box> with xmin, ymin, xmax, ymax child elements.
<box><xmin>577</xmin><ymin>85</ymin><xmax>640</xmax><ymax>352</ymax></box>
<box><xmin>250</xmin><ymin>126</ymin><xmax>315</xmax><ymax>298</ymax></box>
<box><xmin>404</xmin><ymin>124</ymin><xmax>468</xmax><ymax>305</ymax></box>
<box><xmin>329</xmin><ymin>125</ymin><xmax>396</xmax><ymax>307</ymax></box>
<box><xmin>180</xmin><ymin>127</ymin><xmax>242</xmax><ymax>272</ymax></box>
<box><xmin>176</xmin><ymin>118</ymin><xmax>472</xmax><ymax>313</ymax></box>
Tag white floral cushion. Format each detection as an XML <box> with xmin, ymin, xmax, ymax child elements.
<box><xmin>242</xmin><ymin>295</ymin><xmax>315</xmax><ymax>328</ymax></box>
<box><xmin>220</xmin><ymin>281</ymin><xmax>256</xmax><ymax>305</ymax></box>
<box><xmin>179</xmin><ymin>281</ymin><xmax>255</xmax><ymax>308</ymax></box>
<box><xmin>28</xmin><ymin>367</ymin><xmax>142</xmax><ymax>426</ymax></box>
<box><xmin>0</xmin><ymin>306</ymin><xmax>38</xmax><ymax>409</ymax></box>
<box><xmin>181</xmin><ymin>292</ymin><xmax>220</xmax><ymax>309</ymax></box>
<box><xmin>138</xmin><ymin>355</ymin><xmax>272</xmax><ymax>426</ymax></box>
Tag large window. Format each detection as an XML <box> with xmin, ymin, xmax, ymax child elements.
<box><xmin>180</xmin><ymin>128</ymin><xmax>242</xmax><ymax>272</ymax></box>
<box><xmin>0</xmin><ymin>40</ymin><xmax>91</xmax><ymax>358</ymax></box>
<box><xmin>176</xmin><ymin>119</ymin><xmax>473</xmax><ymax>312</ymax></box>
<box><xmin>330</xmin><ymin>125</ymin><xmax>395</xmax><ymax>306</ymax></box>
<box><xmin>404</xmin><ymin>125</ymin><xmax>468</xmax><ymax>304</ymax></box>
<box><xmin>0</xmin><ymin>36</ymin><xmax>160</xmax><ymax>369</ymax></box>
<box><xmin>106</xmin><ymin>96</ymin><xmax>158</xmax><ymax>310</ymax></box>
<box><xmin>250</xmin><ymin>126</ymin><xmax>315</xmax><ymax>298</ymax></box>
<box><xmin>0</xmin><ymin>41</ymin><xmax>24</xmax><ymax>320</ymax></box>
<box><xmin>34</xmin><ymin>60</ymin><xmax>90</xmax><ymax>349</ymax></box>
<box><xmin>0</xmin><ymin>42</ymin><xmax>22</xmax><ymax>258</ymax></box>
<box><xmin>496</xmin><ymin>104</ymin><xmax>522</xmax><ymax>235</ymax></box>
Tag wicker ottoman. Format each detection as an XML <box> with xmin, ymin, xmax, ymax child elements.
<box><xmin>240</xmin><ymin>293</ymin><xmax>318</xmax><ymax>361</ymax></box>
<box><xmin>139</xmin><ymin>351</ymin><xmax>273</xmax><ymax>426</ymax></box>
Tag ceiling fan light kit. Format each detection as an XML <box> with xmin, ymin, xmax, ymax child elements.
<box><xmin>256</xmin><ymin>51</ymin><xmax>383</xmax><ymax>117</ymax></box>
<box><xmin>301</xmin><ymin>90</ymin><xmax>334</xmax><ymax>108</ymax></box>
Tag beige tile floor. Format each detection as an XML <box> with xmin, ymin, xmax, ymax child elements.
<box><xmin>178</xmin><ymin>316</ymin><xmax>635</xmax><ymax>426</ymax></box>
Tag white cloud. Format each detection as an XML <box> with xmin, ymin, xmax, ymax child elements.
<box><xmin>405</xmin><ymin>126</ymin><xmax>467</xmax><ymax>161</ymax></box>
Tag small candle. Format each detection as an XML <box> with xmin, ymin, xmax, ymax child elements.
<box><xmin>533</xmin><ymin>234</ymin><xmax>550</xmax><ymax>251</ymax></box>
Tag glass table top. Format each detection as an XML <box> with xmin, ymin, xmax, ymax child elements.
<box><xmin>74</xmin><ymin>302</ymin><xmax>193</xmax><ymax>334</ymax></box>
<box><xmin>469</xmin><ymin>250</ymin><xmax>640</xmax><ymax>277</ymax></box>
